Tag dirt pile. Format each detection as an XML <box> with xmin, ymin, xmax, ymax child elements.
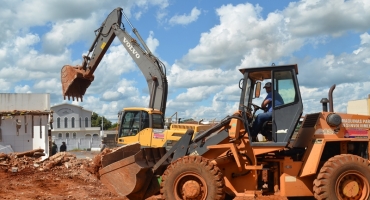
<box><xmin>0</xmin><ymin>149</ymin><xmax>125</xmax><ymax>200</ymax></box>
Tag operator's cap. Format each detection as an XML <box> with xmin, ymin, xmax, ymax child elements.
<box><xmin>263</xmin><ymin>82</ymin><xmax>271</xmax><ymax>88</ymax></box>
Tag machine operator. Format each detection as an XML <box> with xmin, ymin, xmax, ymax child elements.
<box><xmin>251</xmin><ymin>82</ymin><xmax>284</xmax><ymax>141</ymax></box>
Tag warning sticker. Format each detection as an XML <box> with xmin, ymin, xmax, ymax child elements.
<box><xmin>344</xmin><ymin>129</ymin><xmax>368</xmax><ymax>138</ymax></box>
<box><xmin>153</xmin><ymin>129</ymin><xmax>165</xmax><ymax>139</ymax></box>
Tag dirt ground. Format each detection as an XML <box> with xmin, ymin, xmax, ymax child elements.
<box><xmin>0</xmin><ymin>149</ymin><xmax>290</xmax><ymax>200</ymax></box>
<box><xmin>0</xmin><ymin>150</ymin><xmax>127</xmax><ymax>200</ymax></box>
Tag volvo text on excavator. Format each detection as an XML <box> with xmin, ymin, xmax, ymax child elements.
<box><xmin>97</xmin><ymin>63</ymin><xmax>370</xmax><ymax>200</ymax></box>
<box><xmin>60</xmin><ymin>7</ymin><xmax>210</xmax><ymax>148</ymax></box>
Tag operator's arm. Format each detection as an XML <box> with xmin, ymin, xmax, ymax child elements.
<box><xmin>261</xmin><ymin>93</ymin><xmax>272</xmax><ymax>112</ymax></box>
<box><xmin>261</xmin><ymin>99</ymin><xmax>271</xmax><ymax>111</ymax></box>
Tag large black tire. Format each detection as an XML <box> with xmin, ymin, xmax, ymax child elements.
<box><xmin>160</xmin><ymin>155</ymin><xmax>225</xmax><ymax>200</ymax></box>
<box><xmin>313</xmin><ymin>154</ymin><xmax>370</xmax><ymax>200</ymax></box>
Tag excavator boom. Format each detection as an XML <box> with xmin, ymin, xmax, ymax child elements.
<box><xmin>61</xmin><ymin>7</ymin><xmax>168</xmax><ymax>115</ymax></box>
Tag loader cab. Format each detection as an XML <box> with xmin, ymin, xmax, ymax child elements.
<box><xmin>239</xmin><ymin>64</ymin><xmax>303</xmax><ymax>147</ymax></box>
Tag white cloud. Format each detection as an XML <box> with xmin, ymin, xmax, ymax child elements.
<box><xmin>102</xmin><ymin>91</ymin><xmax>121</xmax><ymax>101</ymax></box>
<box><xmin>0</xmin><ymin>0</ymin><xmax>170</xmax><ymax>44</ymax></box>
<box><xmin>0</xmin><ymin>79</ymin><xmax>12</xmax><ymax>92</ymax></box>
<box><xmin>169</xmin><ymin>7</ymin><xmax>201</xmax><ymax>25</ymax></box>
<box><xmin>168</xmin><ymin>64</ymin><xmax>239</xmax><ymax>88</ymax></box>
<box><xmin>360</xmin><ymin>32</ymin><xmax>370</xmax><ymax>44</ymax></box>
<box><xmin>14</xmin><ymin>85</ymin><xmax>32</xmax><ymax>93</ymax></box>
<box><xmin>42</xmin><ymin>15</ymin><xmax>99</xmax><ymax>54</ymax></box>
<box><xmin>174</xmin><ymin>86</ymin><xmax>223</xmax><ymax>102</ymax></box>
<box><xmin>146</xmin><ymin>31</ymin><xmax>160</xmax><ymax>55</ymax></box>
<box><xmin>178</xmin><ymin>3</ymin><xmax>304</xmax><ymax>69</ymax></box>
<box><xmin>284</xmin><ymin>0</ymin><xmax>370</xmax><ymax>37</ymax></box>
<box><xmin>33</xmin><ymin>78</ymin><xmax>60</xmax><ymax>93</ymax></box>
<box><xmin>297</xmin><ymin>38</ymin><xmax>370</xmax><ymax>88</ymax></box>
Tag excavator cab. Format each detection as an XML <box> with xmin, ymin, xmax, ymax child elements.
<box><xmin>117</xmin><ymin>107</ymin><xmax>165</xmax><ymax>146</ymax></box>
<box><xmin>240</xmin><ymin>64</ymin><xmax>303</xmax><ymax>146</ymax></box>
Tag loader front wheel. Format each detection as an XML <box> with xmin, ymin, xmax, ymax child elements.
<box><xmin>313</xmin><ymin>154</ymin><xmax>370</xmax><ymax>200</ymax></box>
<box><xmin>160</xmin><ymin>156</ymin><xmax>224</xmax><ymax>200</ymax></box>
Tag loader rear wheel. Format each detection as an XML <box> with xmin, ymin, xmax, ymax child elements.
<box><xmin>160</xmin><ymin>156</ymin><xmax>224</xmax><ymax>200</ymax></box>
<box><xmin>313</xmin><ymin>154</ymin><xmax>370</xmax><ymax>200</ymax></box>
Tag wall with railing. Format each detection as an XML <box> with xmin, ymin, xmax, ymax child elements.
<box><xmin>54</xmin><ymin>137</ymin><xmax>101</xmax><ymax>151</ymax></box>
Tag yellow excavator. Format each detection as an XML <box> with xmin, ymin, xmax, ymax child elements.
<box><xmin>60</xmin><ymin>7</ymin><xmax>210</xmax><ymax>148</ymax></box>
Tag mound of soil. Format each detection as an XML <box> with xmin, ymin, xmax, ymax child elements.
<box><xmin>0</xmin><ymin>149</ymin><xmax>126</xmax><ymax>200</ymax></box>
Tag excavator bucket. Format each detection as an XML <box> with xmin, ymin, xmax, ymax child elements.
<box><xmin>99</xmin><ymin>143</ymin><xmax>170</xmax><ymax>200</ymax></box>
<box><xmin>61</xmin><ymin>65</ymin><xmax>94</xmax><ymax>101</ymax></box>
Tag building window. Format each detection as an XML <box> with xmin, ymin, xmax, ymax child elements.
<box><xmin>57</xmin><ymin>117</ymin><xmax>61</xmax><ymax>128</ymax></box>
<box><xmin>85</xmin><ymin>117</ymin><xmax>89</xmax><ymax>127</ymax></box>
<box><xmin>71</xmin><ymin>117</ymin><xmax>75</xmax><ymax>128</ymax></box>
<box><xmin>64</xmin><ymin>117</ymin><xmax>68</xmax><ymax>128</ymax></box>
<box><xmin>85</xmin><ymin>134</ymin><xmax>91</xmax><ymax>138</ymax></box>
<box><xmin>72</xmin><ymin>132</ymin><xmax>77</xmax><ymax>139</ymax></box>
<box><xmin>58</xmin><ymin>133</ymin><xmax>63</xmax><ymax>138</ymax></box>
<box><xmin>79</xmin><ymin>117</ymin><xmax>82</xmax><ymax>128</ymax></box>
<box><xmin>66</xmin><ymin>132</ymin><xmax>70</xmax><ymax>139</ymax></box>
<box><xmin>93</xmin><ymin>134</ymin><xmax>99</xmax><ymax>139</ymax></box>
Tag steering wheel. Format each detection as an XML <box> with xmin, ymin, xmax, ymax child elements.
<box><xmin>249</xmin><ymin>102</ymin><xmax>262</xmax><ymax>111</ymax></box>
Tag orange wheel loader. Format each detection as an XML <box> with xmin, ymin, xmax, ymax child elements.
<box><xmin>97</xmin><ymin>63</ymin><xmax>370</xmax><ymax>200</ymax></box>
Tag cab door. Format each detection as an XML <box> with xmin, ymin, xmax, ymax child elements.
<box><xmin>271</xmin><ymin>68</ymin><xmax>303</xmax><ymax>146</ymax></box>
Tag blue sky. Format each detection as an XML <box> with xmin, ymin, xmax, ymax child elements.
<box><xmin>1</xmin><ymin>0</ymin><xmax>370</xmax><ymax>123</ymax></box>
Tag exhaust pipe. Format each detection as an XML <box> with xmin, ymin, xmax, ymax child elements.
<box><xmin>328</xmin><ymin>84</ymin><xmax>336</xmax><ymax>112</ymax></box>
<box><xmin>321</xmin><ymin>84</ymin><xmax>336</xmax><ymax>112</ymax></box>
<box><xmin>320</xmin><ymin>98</ymin><xmax>329</xmax><ymax>112</ymax></box>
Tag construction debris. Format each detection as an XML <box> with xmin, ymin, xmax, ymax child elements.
<box><xmin>0</xmin><ymin>149</ymin><xmax>126</xmax><ymax>200</ymax></box>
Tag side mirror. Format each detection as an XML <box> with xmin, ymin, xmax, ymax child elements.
<box><xmin>255</xmin><ymin>82</ymin><xmax>261</xmax><ymax>98</ymax></box>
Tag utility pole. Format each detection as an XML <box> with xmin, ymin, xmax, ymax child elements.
<box><xmin>101</xmin><ymin>116</ymin><xmax>104</xmax><ymax>137</ymax></box>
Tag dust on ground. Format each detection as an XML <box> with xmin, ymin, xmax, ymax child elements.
<box><xmin>0</xmin><ymin>149</ymin><xmax>290</xmax><ymax>200</ymax></box>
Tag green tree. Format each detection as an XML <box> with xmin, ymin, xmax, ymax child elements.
<box><xmin>91</xmin><ymin>112</ymin><xmax>112</xmax><ymax>130</ymax></box>
<box><xmin>91</xmin><ymin>112</ymin><xmax>99</xmax><ymax>127</ymax></box>
<box><xmin>110</xmin><ymin>122</ymin><xmax>119</xmax><ymax>130</ymax></box>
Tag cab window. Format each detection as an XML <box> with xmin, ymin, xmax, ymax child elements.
<box><xmin>141</xmin><ymin>111</ymin><xmax>149</xmax><ymax>129</ymax></box>
<box><xmin>273</xmin><ymin>70</ymin><xmax>297</xmax><ymax>107</ymax></box>
<box><xmin>120</xmin><ymin>111</ymin><xmax>140</xmax><ymax>137</ymax></box>
<box><xmin>152</xmin><ymin>114</ymin><xmax>164</xmax><ymax>129</ymax></box>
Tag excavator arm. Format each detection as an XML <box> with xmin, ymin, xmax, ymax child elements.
<box><xmin>61</xmin><ymin>7</ymin><xmax>168</xmax><ymax>115</ymax></box>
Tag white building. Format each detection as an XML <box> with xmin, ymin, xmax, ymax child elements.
<box><xmin>51</xmin><ymin>103</ymin><xmax>101</xmax><ymax>151</ymax></box>
<box><xmin>347</xmin><ymin>97</ymin><xmax>370</xmax><ymax>115</ymax></box>
<box><xmin>0</xmin><ymin>93</ymin><xmax>52</xmax><ymax>158</ymax></box>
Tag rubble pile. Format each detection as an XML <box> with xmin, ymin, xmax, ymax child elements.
<box><xmin>0</xmin><ymin>149</ymin><xmax>94</xmax><ymax>173</ymax></box>
<box><xmin>0</xmin><ymin>149</ymin><xmax>126</xmax><ymax>200</ymax></box>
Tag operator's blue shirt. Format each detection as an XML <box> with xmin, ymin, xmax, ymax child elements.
<box><xmin>264</xmin><ymin>91</ymin><xmax>284</xmax><ymax>112</ymax></box>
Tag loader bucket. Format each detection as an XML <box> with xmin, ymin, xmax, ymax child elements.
<box><xmin>99</xmin><ymin>143</ymin><xmax>170</xmax><ymax>200</ymax></box>
<box><xmin>61</xmin><ymin>65</ymin><xmax>94</xmax><ymax>101</ymax></box>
